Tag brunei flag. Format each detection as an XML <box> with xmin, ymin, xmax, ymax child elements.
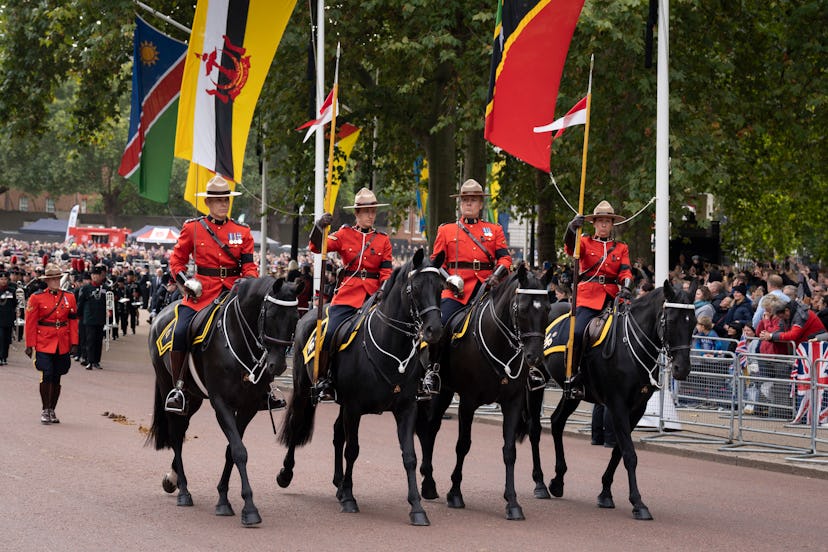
<box><xmin>118</xmin><ymin>17</ymin><xmax>187</xmax><ymax>203</ymax></box>
<box><xmin>484</xmin><ymin>0</ymin><xmax>584</xmax><ymax>173</ymax></box>
<box><xmin>176</xmin><ymin>0</ymin><xmax>296</xmax><ymax>211</ymax></box>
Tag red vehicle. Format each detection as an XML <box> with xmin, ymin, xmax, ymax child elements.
<box><xmin>68</xmin><ymin>226</ymin><xmax>131</xmax><ymax>247</ymax></box>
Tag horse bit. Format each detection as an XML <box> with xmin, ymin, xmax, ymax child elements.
<box><xmin>476</xmin><ymin>286</ymin><xmax>548</xmax><ymax>381</ymax></box>
<box><xmin>368</xmin><ymin>266</ymin><xmax>443</xmax><ymax>374</ymax></box>
<box><xmin>220</xmin><ymin>292</ymin><xmax>298</xmax><ymax>385</ymax></box>
<box><xmin>621</xmin><ymin>300</ymin><xmax>695</xmax><ymax>388</ymax></box>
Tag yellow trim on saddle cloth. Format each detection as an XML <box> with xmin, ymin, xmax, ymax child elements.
<box><xmin>591</xmin><ymin>313</ymin><xmax>614</xmax><ymax>348</ymax></box>
<box><xmin>155</xmin><ymin>297</ymin><xmax>230</xmax><ymax>357</ymax></box>
<box><xmin>543</xmin><ymin>313</ymin><xmax>570</xmax><ymax>357</ymax></box>
<box><xmin>451</xmin><ymin>308</ymin><xmax>474</xmax><ymax>341</ymax></box>
<box><xmin>302</xmin><ymin>307</ymin><xmax>374</xmax><ymax>363</ymax></box>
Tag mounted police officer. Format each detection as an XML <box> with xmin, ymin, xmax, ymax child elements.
<box><xmin>310</xmin><ymin>187</ymin><xmax>393</xmax><ymax>402</ymax></box>
<box><xmin>564</xmin><ymin>200</ymin><xmax>634</xmax><ymax>398</ymax></box>
<box><xmin>429</xmin><ymin>179</ymin><xmax>514</xmax><ymax>392</ymax></box>
<box><xmin>25</xmin><ymin>263</ymin><xmax>79</xmax><ymax>424</ymax></box>
<box><xmin>77</xmin><ymin>266</ymin><xmax>108</xmax><ymax>370</ymax></box>
<box><xmin>166</xmin><ymin>175</ymin><xmax>258</xmax><ymax>414</ymax></box>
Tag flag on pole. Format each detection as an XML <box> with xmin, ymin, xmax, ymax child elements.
<box><xmin>533</xmin><ymin>96</ymin><xmax>587</xmax><ymax>139</ymax></box>
<box><xmin>297</xmin><ymin>89</ymin><xmax>334</xmax><ymax>143</ymax></box>
<box><xmin>64</xmin><ymin>204</ymin><xmax>80</xmax><ymax>243</ymax></box>
<box><xmin>118</xmin><ymin>17</ymin><xmax>187</xmax><ymax>203</ymax></box>
<box><xmin>175</xmin><ymin>0</ymin><xmax>296</xmax><ymax>209</ymax></box>
<box><xmin>484</xmin><ymin>0</ymin><xmax>585</xmax><ymax>172</ymax></box>
<box><xmin>324</xmin><ymin>123</ymin><xmax>361</xmax><ymax>213</ymax></box>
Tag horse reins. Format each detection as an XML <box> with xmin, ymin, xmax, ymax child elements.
<box><xmin>221</xmin><ymin>292</ymin><xmax>298</xmax><ymax>385</ymax></box>
<box><xmin>366</xmin><ymin>266</ymin><xmax>444</xmax><ymax>376</ymax></box>
<box><xmin>620</xmin><ymin>298</ymin><xmax>695</xmax><ymax>388</ymax></box>
<box><xmin>476</xmin><ymin>284</ymin><xmax>547</xmax><ymax>381</ymax></box>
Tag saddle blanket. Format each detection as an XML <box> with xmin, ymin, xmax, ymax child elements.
<box><xmin>301</xmin><ymin>308</ymin><xmax>371</xmax><ymax>364</ymax></box>
<box><xmin>543</xmin><ymin>312</ymin><xmax>614</xmax><ymax>357</ymax></box>
<box><xmin>155</xmin><ymin>300</ymin><xmax>226</xmax><ymax>357</ymax></box>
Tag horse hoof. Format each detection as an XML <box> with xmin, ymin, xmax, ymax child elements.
<box><xmin>421</xmin><ymin>480</ymin><xmax>439</xmax><ymax>501</ymax></box>
<box><xmin>597</xmin><ymin>493</ymin><xmax>615</xmax><ymax>509</ymax></box>
<box><xmin>340</xmin><ymin>499</ymin><xmax>359</xmax><ymax>513</ymax></box>
<box><xmin>506</xmin><ymin>505</ymin><xmax>525</xmax><ymax>521</ymax></box>
<box><xmin>410</xmin><ymin>511</ymin><xmax>430</xmax><ymax>526</ymax></box>
<box><xmin>276</xmin><ymin>469</ymin><xmax>293</xmax><ymax>488</ymax></box>
<box><xmin>633</xmin><ymin>506</ymin><xmax>653</xmax><ymax>520</ymax></box>
<box><xmin>215</xmin><ymin>503</ymin><xmax>235</xmax><ymax>516</ymax></box>
<box><xmin>534</xmin><ymin>482</ymin><xmax>551</xmax><ymax>499</ymax></box>
<box><xmin>162</xmin><ymin>474</ymin><xmax>177</xmax><ymax>494</ymax></box>
<box><xmin>177</xmin><ymin>492</ymin><xmax>193</xmax><ymax>507</ymax></box>
<box><xmin>446</xmin><ymin>492</ymin><xmax>465</xmax><ymax>509</ymax></box>
<box><xmin>548</xmin><ymin>479</ymin><xmax>564</xmax><ymax>498</ymax></box>
<box><xmin>241</xmin><ymin>509</ymin><xmax>262</xmax><ymax>526</ymax></box>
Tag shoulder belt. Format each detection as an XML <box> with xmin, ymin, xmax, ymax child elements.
<box><xmin>184</xmin><ymin>215</ymin><xmax>206</xmax><ymax>225</ymax></box>
<box><xmin>456</xmin><ymin>221</ymin><xmax>495</xmax><ymax>265</ymax></box>
<box><xmin>198</xmin><ymin>219</ymin><xmax>241</xmax><ymax>267</ymax></box>
<box><xmin>580</xmin><ymin>241</ymin><xmax>618</xmax><ymax>279</ymax></box>
<box><xmin>345</xmin><ymin>229</ymin><xmax>378</xmax><ymax>271</ymax></box>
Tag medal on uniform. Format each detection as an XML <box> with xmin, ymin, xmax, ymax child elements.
<box><xmin>483</xmin><ymin>227</ymin><xmax>492</xmax><ymax>237</ymax></box>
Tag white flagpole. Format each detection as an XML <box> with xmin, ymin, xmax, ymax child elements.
<box><xmin>313</xmin><ymin>0</ymin><xmax>326</xmax><ymax>302</ymax></box>
<box><xmin>260</xmin><ymin>123</ymin><xmax>268</xmax><ymax>276</ymax></box>
<box><xmin>654</xmin><ymin>0</ymin><xmax>670</xmax><ymax>284</ymax></box>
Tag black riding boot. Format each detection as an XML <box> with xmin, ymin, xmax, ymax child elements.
<box><xmin>565</xmin><ymin>346</ymin><xmax>585</xmax><ymax>400</ymax></box>
<box><xmin>165</xmin><ymin>350</ymin><xmax>188</xmax><ymax>414</ymax></box>
<box><xmin>312</xmin><ymin>351</ymin><xmax>335</xmax><ymax>404</ymax></box>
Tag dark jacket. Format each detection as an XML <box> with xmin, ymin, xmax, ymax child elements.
<box><xmin>77</xmin><ymin>283</ymin><xmax>108</xmax><ymax>326</ymax></box>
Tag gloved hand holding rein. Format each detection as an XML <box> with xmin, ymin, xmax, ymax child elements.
<box><xmin>486</xmin><ymin>264</ymin><xmax>508</xmax><ymax>287</ymax></box>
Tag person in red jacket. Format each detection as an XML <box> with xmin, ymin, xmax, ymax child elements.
<box><xmin>166</xmin><ymin>175</ymin><xmax>258</xmax><ymax>413</ymax></box>
<box><xmin>429</xmin><ymin>179</ymin><xmax>513</xmax><ymax>391</ymax></box>
<box><xmin>24</xmin><ymin>263</ymin><xmax>79</xmax><ymax>424</ymax></box>
<box><xmin>760</xmin><ymin>299</ymin><xmax>826</xmax><ymax>347</ymax></box>
<box><xmin>310</xmin><ymin>187</ymin><xmax>393</xmax><ymax>401</ymax></box>
<box><xmin>564</xmin><ymin>201</ymin><xmax>634</xmax><ymax>397</ymax></box>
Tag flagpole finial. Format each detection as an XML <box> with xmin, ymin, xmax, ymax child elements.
<box><xmin>588</xmin><ymin>54</ymin><xmax>594</xmax><ymax>95</ymax></box>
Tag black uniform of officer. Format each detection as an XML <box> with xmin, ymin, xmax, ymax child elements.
<box><xmin>77</xmin><ymin>266</ymin><xmax>108</xmax><ymax>369</ymax></box>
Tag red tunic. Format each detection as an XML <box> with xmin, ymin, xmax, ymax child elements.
<box><xmin>431</xmin><ymin>219</ymin><xmax>512</xmax><ymax>305</ymax></box>
<box><xmin>170</xmin><ymin>216</ymin><xmax>258</xmax><ymax>312</ymax></box>
<box><xmin>565</xmin><ymin>235</ymin><xmax>634</xmax><ymax>311</ymax></box>
<box><xmin>25</xmin><ymin>290</ymin><xmax>79</xmax><ymax>355</ymax></box>
<box><xmin>309</xmin><ymin>225</ymin><xmax>392</xmax><ymax>308</ymax></box>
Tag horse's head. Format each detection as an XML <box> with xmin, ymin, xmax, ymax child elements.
<box><xmin>661</xmin><ymin>278</ymin><xmax>698</xmax><ymax>381</ymax></box>
<box><xmin>494</xmin><ymin>262</ymin><xmax>551</xmax><ymax>368</ymax></box>
<box><xmin>398</xmin><ymin>248</ymin><xmax>445</xmax><ymax>344</ymax></box>
<box><xmin>238</xmin><ymin>277</ymin><xmax>301</xmax><ymax>378</ymax></box>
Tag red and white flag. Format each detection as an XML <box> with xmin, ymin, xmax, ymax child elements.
<box><xmin>297</xmin><ymin>89</ymin><xmax>334</xmax><ymax>143</ymax></box>
<box><xmin>533</xmin><ymin>96</ymin><xmax>587</xmax><ymax>140</ymax></box>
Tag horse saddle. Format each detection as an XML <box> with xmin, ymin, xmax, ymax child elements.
<box><xmin>449</xmin><ymin>304</ymin><xmax>475</xmax><ymax>343</ymax></box>
<box><xmin>542</xmin><ymin>307</ymin><xmax>614</xmax><ymax>357</ymax></box>
<box><xmin>301</xmin><ymin>305</ymin><xmax>373</xmax><ymax>364</ymax></box>
<box><xmin>154</xmin><ymin>293</ymin><xmax>230</xmax><ymax>357</ymax></box>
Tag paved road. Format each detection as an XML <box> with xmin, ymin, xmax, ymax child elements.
<box><xmin>1</xmin><ymin>318</ymin><xmax>826</xmax><ymax>551</ymax></box>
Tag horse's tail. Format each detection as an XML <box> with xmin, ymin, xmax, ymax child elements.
<box><xmin>145</xmin><ymin>376</ymin><xmax>172</xmax><ymax>450</ymax></box>
<box><xmin>279</xmin><ymin>319</ymin><xmax>318</xmax><ymax>447</ymax></box>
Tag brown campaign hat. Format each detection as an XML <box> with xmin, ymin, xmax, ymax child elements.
<box><xmin>195</xmin><ymin>175</ymin><xmax>242</xmax><ymax>198</ymax></box>
<box><xmin>39</xmin><ymin>263</ymin><xmax>65</xmax><ymax>280</ymax></box>
<box><xmin>342</xmin><ymin>187</ymin><xmax>389</xmax><ymax>210</ymax></box>
<box><xmin>450</xmin><ymin>179</ymin><xmax>490</xmax><ymax>198</ymax></box>
<box><xmin>583</xmin><ymin>200</ymin><xmax>625</xmax><ymax>223</ymax></box>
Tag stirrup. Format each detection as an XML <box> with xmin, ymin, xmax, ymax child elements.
<box><xmin>267</xmin><ymin>382</ymin><xmax>287</xmax><ymax>411</ymax></box>
<box><xmin>528</xmin><ymin>367</ymin><xmax>547</xmax><ymax>391</ymax></box>
<box><xmin>312</xmin><ymin>378</ymin><xmax>336</xmax><ymax>405</ymax></box>
<box><xmin>164</xmin><ymin>388</ymin><xmax>187</xmax><ymax>414</ymax></box>
<box><xmin>417</xmin><ymin>369</ymin><xmax>441</xmax><ymax>400</ymax></box>
<box><xmin>563</xmin><ymin>377</ymin><xmax>585</xmax><ymax>400</ymax></box>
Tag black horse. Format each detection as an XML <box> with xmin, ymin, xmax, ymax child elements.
<box><xmin>278</xmin><ymin>249</ymin><xmax>446</xmax><ymax>525</ymax></box>
<box><xmin>416</xmin><ymin>263</ymin><xmax>550</xmax><ymax>520</ymax></box>
<box><xmin>146</xmin><ymin>277</ymin><xmax>302</xmax><ymax>526</ymax></box>
<box><xmin>538</xmin><ymin>279</ymin><xmax>697</xmax><ymax>520</ymax></box>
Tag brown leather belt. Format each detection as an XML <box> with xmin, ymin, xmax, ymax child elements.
<box><xmin>341</xmin><ymin>269</ymin><xmax>379</xmax><ymax>280</ymax></box>
<box><xmin>38</xmin><ymin>320</ymin><xmax>68</xmax><ymax>328</ymax></box>
<box><xmin>196</xmin><ymin>266</ymin><xmax>241</xmax><ymax>278</ymax></box>
<box><xmin>453</xmin><ymin>261</ymin><xmax>494</xmax><ymax>271</ymax></box>
<box><xmin>584</xmin><ymin>275</ymin><xmax>618</xmax><ymax>285</ymax></box>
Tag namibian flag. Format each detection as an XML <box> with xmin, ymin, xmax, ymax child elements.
<box><xmin>176</xmin><ymin>0</ymin><xmax>296</xmax><ymax>212</ymax></box>
<box><xmin>118</xmin><ymin>17</ymin><xmax>187</xmax><ymax>203</ymax></box>
<box><xmin>484</xmin><ymin>0</ymin><xmax>584</xmax><ymax>173</ymax></box>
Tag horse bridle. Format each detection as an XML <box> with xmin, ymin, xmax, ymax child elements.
<box><xmin>621</xmin><ymin>299</ymin><xmax>695</xmax><ymax>387</ymax></box>
<box><xmin>369</xmin><ymin>265</ymin><xmax>445</xmax><ymax>374</ymax></box>
<box><xmin>477</xmin><ymin>283</ymin><xmax>548</xmax><ymax>380</ymax></box>
<box><xmin>222</xmin><ymin>292</ymin><xmax>298</xmax><ymax>384</ymax></box>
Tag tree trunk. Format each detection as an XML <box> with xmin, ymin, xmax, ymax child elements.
<box><xmin>535</xmin><ymin>169</ymin><xmax>557</xmax><ymax>265</ymax></box>
<box><xmin>463</xmin><ymin>129</ymin><xmax>487</xmax><ymax>188</ymax></box>
<box><xmin>424</xmin><ymin>62</ymin><xmax>457</xmax><ymax>246</ymax></box>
